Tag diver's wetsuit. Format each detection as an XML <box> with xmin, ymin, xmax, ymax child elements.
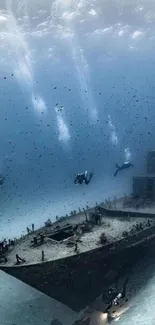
<box><xmin>114</xmin><ymin>162</ymin><xmax>134</xmax><ymax>177</ymax></box>
<box><xmin>103</xmin><ymin>278</ymin><xmax>129</xmax><ymax>313</ymax></box>
<box><xmin>74</xmin><ymin>172</ymin><xmax>93</xmax><ymax>185</ymax></box>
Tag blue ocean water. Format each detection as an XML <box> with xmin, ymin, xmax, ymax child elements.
<box><xmin>0</xmin><ymin>0</ymin><xmax>155</xmax><ymax>324</ymax></box>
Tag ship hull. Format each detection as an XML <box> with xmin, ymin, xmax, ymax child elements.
<box><xmin>97</xmin><ymin>205</ymin><xmax>155</xmax><ymax>218</ymax></box>
<box><xmin>1</xmin><ymin>225</ymin><xmax>155</xmax><ymax>311</ymax></box>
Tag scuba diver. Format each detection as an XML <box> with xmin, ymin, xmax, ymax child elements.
<box><xmin>102</xmin><ymin>278</ymin><xmax>129</xmax><ymax>313</ymax></box>
<box><xmin>74</xmin><ymin>171</ymin><xmax>93</xmax><ymax>185</ymax></box>
<box><xmin>114</xmin><ymin>162</ymin><xmax>134</xmax><ymax>177</ymax></box>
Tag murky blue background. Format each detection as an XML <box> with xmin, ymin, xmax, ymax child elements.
<box><xmin>1</xmin><ymin>0</ymin><xmax>155</xmax><ymax>238</ymax></box>
<box><xmin>1</xmin><ymin>0</ymin><xmax>155</xmax><ymax>324</ymax></box>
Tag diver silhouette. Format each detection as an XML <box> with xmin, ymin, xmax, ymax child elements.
<box><xmin>102</xmin><ymin>278</ymin><xmax>129</xmax><ymax>313</ymax></box>
<box><xmin>74</xmin><ymin>171</ymin><xmax>93</xmax><ymax>185</ymax></box>
<box><xmin>114</xmin><ymin>162</ymin><xmax>134</xmax><ymax>177</ymax></box>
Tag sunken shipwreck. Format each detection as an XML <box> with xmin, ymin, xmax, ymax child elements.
<box><xmin>1</xmin><ymin>150</ymin><xmax>155</xmax><ymax>312</ymax></box>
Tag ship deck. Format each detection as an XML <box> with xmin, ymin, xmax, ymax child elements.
<box><xmin>103</xmin><ymin>196</ymin><xmax>155</xmax><ymax>214</ymax></box>
<box><xmin>0</xmin><ymin>207</ymin><xmax>153</xmax><ymax>267</ymax></box>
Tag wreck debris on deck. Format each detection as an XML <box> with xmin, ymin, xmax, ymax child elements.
<box><xmin>0</xmin><ymin>205</ymin><xmax>154</xmax><ymax>267</ymax></box>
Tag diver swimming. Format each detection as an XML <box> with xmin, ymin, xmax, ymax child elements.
<box><xmin>114</xmin><ymin>162</ymin><xmax>134</xmax><ymax>177</ymax></box>
<box><xmin>102</xmin><ymin>278</ymin><xmax>129</xmax><ymax>313</ymax></box>
<box><xmin>74</xmin><ymin>171</ymin><xmax>93</xmax><ymax>185</ymax></box>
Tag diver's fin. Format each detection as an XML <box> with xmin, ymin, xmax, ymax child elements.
<box><xmin>114</xmin><ymin>170</ymin><xmax>118</xmax><ymax>177</ymax></box>
<box><xmin>116</xmin><ymin>164</ymin><xmax>120</xmax><ymax>169</ymax></box>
